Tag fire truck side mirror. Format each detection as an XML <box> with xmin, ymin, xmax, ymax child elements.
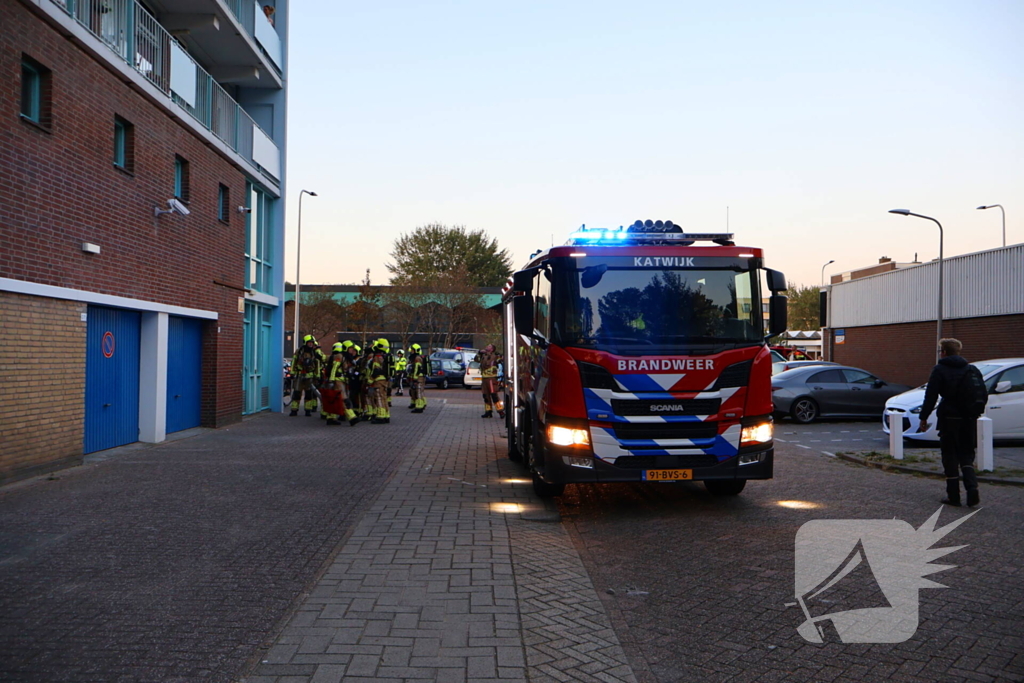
<box><xmin>513</xmin><ymin>271</ymin><xmax>535</xmax><ymax>291</ymax></box>
<box><xmin>766</xmin><ymin>268</ymin><xmax>787</xmax><ymax>293</ymax></box>
<box><xmin>768</xmin><ymin>295</ymin><xmax>788</xmax><ymax>337</ymax></box>
<box><xmin>513</xmin><ymin>294</ymin><xmax>534</xmax><ymax>334</ymax></box>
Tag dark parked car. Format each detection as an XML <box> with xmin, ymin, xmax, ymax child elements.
<box><xmin>425</xmin><ymin>359</ymin><xmax>466</xmax><ymax>390</ymax></box>
<box><xmin>771</xmin><ymin>365</ymin><xmax>912</xmax><ymax>423</ymax></box>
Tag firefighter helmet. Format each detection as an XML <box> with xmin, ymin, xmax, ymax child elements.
<box><xmin>410</xmin><ymin>343</ymin><xmax>422</xmax><ymax>354</ymax></box>
<box><xmin>332</xmin><ymin>342</ymin><xmax>344</xmax><ymax>352</ymax></box>
<box><xmin>303</xmin><ymin>334</ymin><xmax>315</xmax><ymax>344</ymax></box>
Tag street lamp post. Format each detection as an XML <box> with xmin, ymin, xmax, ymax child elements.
<box><xmin>292</xmin><ymin>189</ymin><xmax>317</xmax><ymax>353</ymax></box>
<box><xmin>976</xmin><ymin>204</ymin><xmax>1006</xmax><ymax>248</ymax></box>
<box><xmin>821</xmin><ymin>259</ymin><xmax>835</xmax><ymax>287</ymax></box>
<box><xmin>889</xmin><ymin>209</ymin><xmax>944</xmax><ymax>361</ymax></box>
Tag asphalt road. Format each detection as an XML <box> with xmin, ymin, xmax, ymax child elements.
<box><xmin>557</xmin><ymin>423</ymin><xmax>1024</xmax><ymax>683</ymax></box>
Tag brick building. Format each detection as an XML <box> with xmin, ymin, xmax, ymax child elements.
<box><xmin>1</xmin><ymin>0</ymin><xmax>289</xmax><ymax>483</ymax></box>
<box><xmin>822</xmin><ymin>244</ymin><xmax>1024</xmax><ymax>387</ymax></box>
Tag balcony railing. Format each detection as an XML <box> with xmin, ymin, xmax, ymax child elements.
<box><xmin>51</xmin><ymin>0</ymin><xmax>280</xmax><ymax>181</ymax></box>
<box><xmin>224</xmin><ymin>0</ymin><xmax>282</xmax><ymax>71</ymax></box>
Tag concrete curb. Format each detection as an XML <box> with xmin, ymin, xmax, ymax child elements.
<box><xmin>836</xmin><ymin>452</ymin><xmax>1024</xmax><ymax>487</ymax></box>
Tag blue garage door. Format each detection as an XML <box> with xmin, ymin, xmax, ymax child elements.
<box><xmin>167</xmin><ymin>316</ymin><xmax>203</xmax><ymax>433</ymax></box>
<box><xmin>85</xmin><ymin>306</ymin><xmax>141</xmax><ymax>454</ymax></box>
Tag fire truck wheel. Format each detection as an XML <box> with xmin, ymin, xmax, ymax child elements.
<box><xmin>532</xmin><ymin>470</ymin><xmax>565</xmax><ymax>498</ymax></box>
<box><xmin>791</xmin><ymin>397</ymin><xmax>819</xmax><ymax>424</ymax></box>
<box><xmin>704</xmin><ymin>479</ymin><xmax>747</xmax><ymax>496</ymax></box>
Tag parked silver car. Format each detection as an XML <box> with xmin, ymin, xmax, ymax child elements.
<box><xmin>772</xmin><ymin>365</ymin><xmax>912</xmax><ymax>423</ymax></box>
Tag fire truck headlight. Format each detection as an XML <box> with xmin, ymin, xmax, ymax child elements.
<box><xmin>740</xmin><ymin>420</ymin><xmax>773</xmax><ymax>447</ymax></box>
<box><xmin>547</xmin><ymin>425</ymin><xmax>591</xmax><ymax>448</ymax></box>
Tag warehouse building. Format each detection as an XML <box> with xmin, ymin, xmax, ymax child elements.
<box><xmin>823</xmin><ymin>244</ymin><xmax>1024</xmax><ymax>387</ymax></box>
<box><xmin>1</xmin><ymin>0</ymin><xmax>289</xmax><ymax>483</ymax></box>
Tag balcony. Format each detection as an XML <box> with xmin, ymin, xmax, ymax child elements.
<box><xmin>146</xmin><ymin>0</ymin><xmax>283</xmax><ymax>87</ymax></box>
<box><xmin>50</xmin><ymin>0</ymin><xmax>280</xmax><ymax>182</ymax></box>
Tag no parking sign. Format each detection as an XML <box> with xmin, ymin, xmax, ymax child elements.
<box><xmin>101</xmin><ymin>331</ymin><xmax>115</xmax><ymax>358</ymax></box>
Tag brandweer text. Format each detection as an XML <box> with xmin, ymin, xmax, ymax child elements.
<box><xmin>617</xmin><ymin>359</ymin><xmax>715</xmax><ymax>371</ymax></box>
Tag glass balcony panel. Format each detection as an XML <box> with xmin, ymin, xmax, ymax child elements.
<box><xmin>49</xmin><ymin>0</ymin><xmax>279</xmax><ymax>184</ymax></box>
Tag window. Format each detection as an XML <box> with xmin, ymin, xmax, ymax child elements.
<box><xmin>534</xmin><ymin>268</ymin><xmax>551</xmax><ymax>339</ymax></box>
<box><xmin>245</xmin><ymin>182</ymin><xmax>274</xmax><ymax>295</ymax></box>
<box><xmin>174</xmin><ymin>155</ymin><xmax>190</xmax><ymax>202</ymax></box>
<box><xmin>808</xmin><ymin>369</ymin><xmax>844</xmax><ymax>384</ymax></box>
<box><xmin>842</xmin><ymin>369</ymin><xmax>877</xmax><ymax>384</ymax></box>
<box><xmin>995</xmin><ymin>366</ymin><xmax>1024</xmax><ymax>394</ymax></box>
<box><xmin>113</xmin><ymin>116</ymin><xmax>134</xmax><ymax>172</ymax></box>
<box><xmin>218</xmin><ymin>184</ymin><xmax>230</xmax><ymax>223</ymax></box>
<box><xmin>21</xmin><ymin>56</ymin><xmax>51</xmax><ymax>128</ymax></box>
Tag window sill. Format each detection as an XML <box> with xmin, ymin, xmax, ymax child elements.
<box><xmin>19</xmin><ymin>114</ymin><xmax>51</xmax><ymax>134</ymax></box>
<box><xmin>218</xmin><ymin>219</ymin><xmax>230</xmax><ymax>226</ymax></box>
<box><xmin>113</xmin><ymin>164</ymin><xmax>135</xmax><ymax>178</ymax></box>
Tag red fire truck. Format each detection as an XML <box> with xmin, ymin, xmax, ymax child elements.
<box><xmin>502</xmin><ymin>220</ymin><xmax>788</xmax><ymax>497</ymax></box>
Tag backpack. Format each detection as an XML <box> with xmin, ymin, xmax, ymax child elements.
<box><xmin>951</xmin><ymin>365</ymin><xmax>988</xmax><ymax>418</ymax></box>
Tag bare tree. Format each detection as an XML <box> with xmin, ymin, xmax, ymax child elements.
<box><xmin>298</xmin><ymin>288</ymin><xmax>345</xmax><ymax>348</ymax></box>
<box><xmin>429</xmin><ymin>269</ymin><xmax>485</xmax><ymax>349</ymax></box>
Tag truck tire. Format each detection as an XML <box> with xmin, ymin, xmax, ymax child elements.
<box><xmin>704</xmin><ymin>480</ymin><xmax>747</xmax><ymax>496</ymax></box>
<box><xmin>506</xmin><ymin>410</ymin><xmax>523</xmax><ymax>463</ymax></box>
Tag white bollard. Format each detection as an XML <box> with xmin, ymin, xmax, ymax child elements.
<box><xmin>977</xmin><ymin>416</ymin><xmax>994</xmax><ymax>472</ymax></box>
<box><xmin>889</xmin><ymin>412</ymin><xmax>904</xmax><ymax>460</ymax></box>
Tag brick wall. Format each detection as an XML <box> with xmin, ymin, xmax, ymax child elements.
<box><xmin>2</xmin><ymin>3</ymin><xmax>251</xmax><ymax>431</ymax></box>
<box><xmin>825</xmin><ymin>314</ymin><xmax>1024</xmax><ymax>387</ymax></box>
<box><xmin>0</xmin><ymin>292</ymin><xmax>86</xmax><ymax>484</ymax></box>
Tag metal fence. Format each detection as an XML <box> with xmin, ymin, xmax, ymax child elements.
<box><xmin>51</xmin><ymin>0</ymin><xmax>279</xmax><ymax>181</ymax></box>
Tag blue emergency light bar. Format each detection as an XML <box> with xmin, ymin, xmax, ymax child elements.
<box><xmin>567</xmin><ymin>219</ymin><xmax>735</xmax><ymax>246</ymax></box>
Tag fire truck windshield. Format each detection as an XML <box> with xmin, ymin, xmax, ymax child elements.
<box><xmin>554</xmin><ymin>265</ymin><xmax>763</xmax><ymax>353</ymax></box>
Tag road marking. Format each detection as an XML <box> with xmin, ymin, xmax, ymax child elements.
<box><xmin>841</xmin><ymin>431</ymin><xmax>851</xmax><ymax>433</ymax></box>
<box><xmin>832</xmin><ymin>439</ymin><xmax>843</xmax><ymax>442</ymax></box>
<box><xmin>822</xmin><ymin>451</ymin><xmax>836</xmax><ymax>457</ymax></box>
<box><xmin>775</xmin><ymin>438</ymin><xmax>787</xmax><ymax>442</ymax></box>
<box><xmin>809</xmin><ymin>440</ymin><xmax>822</xmax><ymax>442</ymax></box>
<box><xmin>797</xmin><ymin>444</ymin><xmax>812</xmax><ymax>450</ymax></box>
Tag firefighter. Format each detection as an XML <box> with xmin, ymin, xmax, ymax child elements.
<box><xmin>393</xmin><ymin>350</ymin><xmax>408</xmax><ymax>396</ymax></box>
<box><xmin>346</xmin><ymin>343</ymin><xmax>365</xmax><ymax>419</ymax></box>
<box><xmin>320</xmin><ymin>342</ymin><xmax>344</xmax><ymax>424</ymax></box>
<box><xmin>290</xmin><ymin>334</ymin><xmax>325</xmax><ymax>416</ymax></box>
<box><xmin>367</xmin><ymin>339</ymin><xmax>391</xmax><ymax>424</ymax></box>
<box><xmin>358</xmin><ymin>344</ymin><xmax>375</xmax><ymax>420</ymax></box>
<box><xmin>377</xmin><ymin>338</ymin><xmax>394</xmax><ymax>408</ymax></box>
<box><xmin>475</xmin><ymin>344</ymin><xmax>505</xmax><ymax>418</ymax></box>
<box><xmin>407</xmin><ymin>343</ymin><xmax>429</xmax><ymax>413</ymax></box>
<box><xmin>327</xmin><ymin>341</ymin><xmax>360</xmax><ymax>426</ymax></box>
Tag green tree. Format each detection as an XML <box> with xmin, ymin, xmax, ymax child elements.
<box><xmin>387</xmin><ymin>223</ymin><xmax>513</xmax><ymax>288</ymax></box>
<box><xmin>786</xmin><ymin>284</ymin><xmax>821</xmax><ymax>330</ymax></box>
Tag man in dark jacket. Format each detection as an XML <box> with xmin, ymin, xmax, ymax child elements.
<box><xmin>917</xmin><ymin>338</ymin><xmax>980</xmax><ymax>507</ymax></box>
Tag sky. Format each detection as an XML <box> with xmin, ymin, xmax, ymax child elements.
<box><xmin>284</xmin><ymin>0</ymin><xmax>1023</xmax><ymax>290</ymax></box>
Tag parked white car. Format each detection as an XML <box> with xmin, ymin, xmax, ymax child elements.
<box><xmin>882</xmin><ymin>358</ymin><xmax>1024</xmax><ymax>441</ymax></box>
<box><xmin>464</xmin><ymin>360</ymin><xmax>482</xmax><ymax>388</ymax></box>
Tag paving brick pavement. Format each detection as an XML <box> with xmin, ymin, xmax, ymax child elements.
<box><xmin>557</xmin><ymin>446</ymin><xmax>1024</xmax><ymax>683</ymax></box>
<box><xmin>244</xmin><ymin>399</ymin><xmax>637</xmax><ymax>683</ymax></box>
<box><xmin>0</xmin><ymin>403</ymin><xmax>442</xmax><ymax>683</ymax></box>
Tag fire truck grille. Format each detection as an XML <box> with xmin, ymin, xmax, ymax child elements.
<box><xmin>613</xmin><ymin>455</ymin><xmax>721</xmax><ymax>469</ymax></box>
<box><xmin>612</xmin><ymin>422</ymin><xmax>719</xmax><ymax>440</ymax></box>
<box><xmin>611</xmin><ymin>398</ymin><xmax>721</xmax><ymax>416</ymax></box>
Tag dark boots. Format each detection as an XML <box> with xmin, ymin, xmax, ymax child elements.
<box><xmin>289</xmin><ymin>410</ymin><xmax>298</xmax><ymax>417</ymax></box>
<box><xmin>481</xmin><ymin>410</ymin><xmax>493</xmax><ymax>418</ymax></box>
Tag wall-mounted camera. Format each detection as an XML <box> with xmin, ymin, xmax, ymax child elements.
<box><xmin>154</xmin><ymin>198</ymin><xmax>191</xmax><ymax>217</ymax></box>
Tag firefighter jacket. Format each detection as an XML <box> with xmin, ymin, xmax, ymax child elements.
<box><xmin>394</xmin><ymin>356</ymin><xmax>408</xmax><ymax>373</ymax></box>
<box><xmin>328</xmin><ymin>352</ymin><xmax>350</xmax><ymax>383</ymax></box>
<box><xmin>476</xmin><ymin>351</ymin><xmax>500</xmax><ymax>378</ymax></box>
<box><xmin>370</xmin><ymin>352</ymin><xmax>389</xmax><ymax>382</ymax></box>
<box><xmin>409</xmin><ymin>353</ymin><xmax>430</xmax><ymax>379</ymax></box>
<box><xmin>292</xmin><ymin>345</ymin><xmax>325</xmax><ymax>378</ymax></box>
